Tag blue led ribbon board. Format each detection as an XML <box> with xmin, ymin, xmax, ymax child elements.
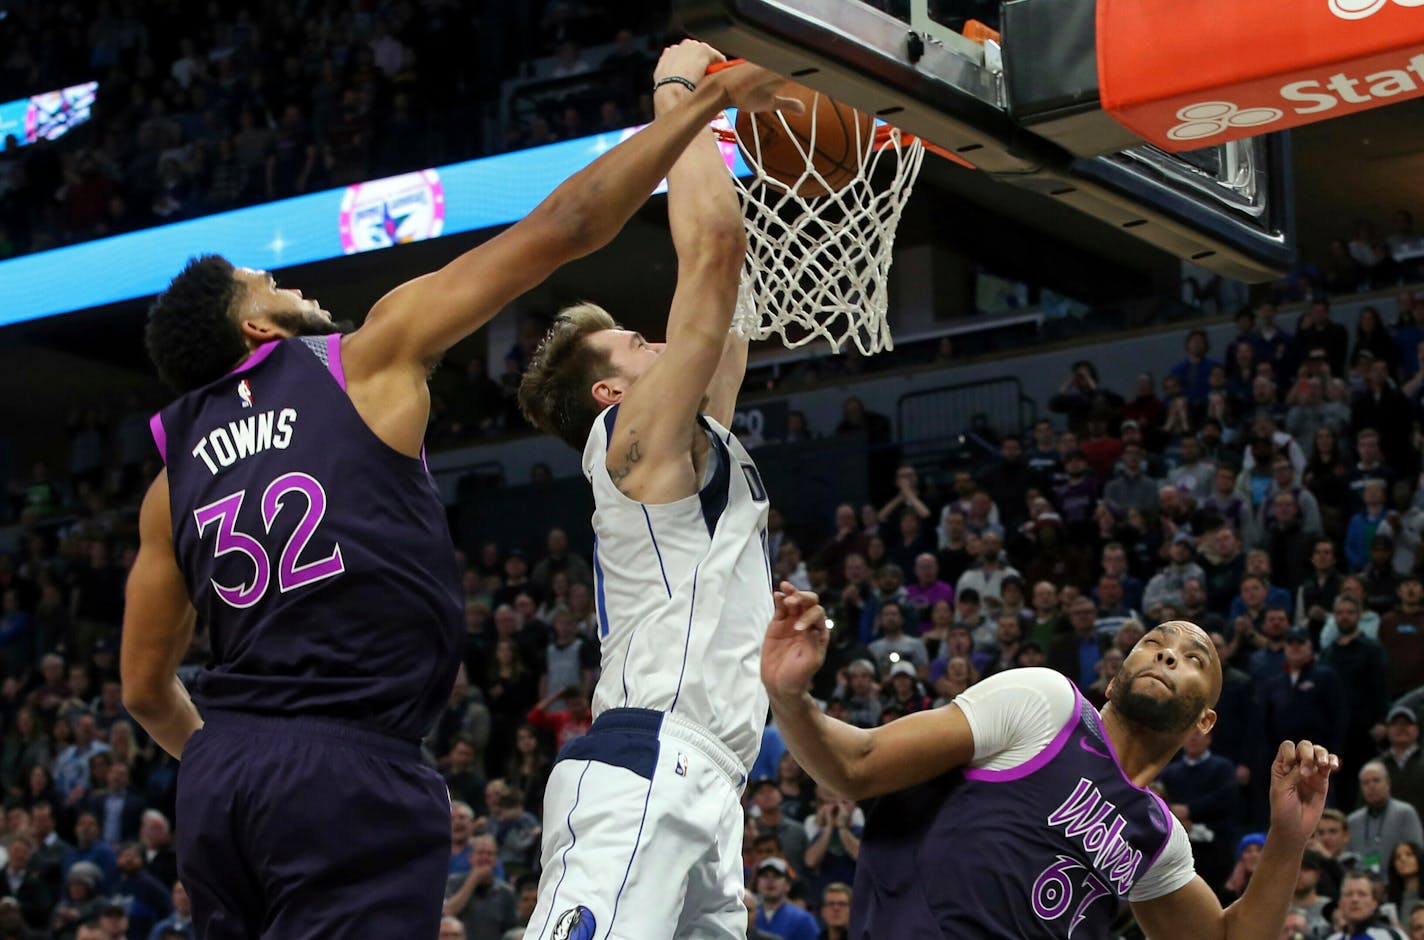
<box><xmin>0</xmin><ymin>118</ymin><xmax>750</xmax><ymax>327</ymax></box>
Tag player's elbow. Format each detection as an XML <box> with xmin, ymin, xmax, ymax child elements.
<box><xmin>121</xmin><ymin>684</ymin><xmax>162</xmax><ymax>721</ymax></box>
<box><xmin>691</xmin><ymin>222</ymin><xmax>747</xmax><ymax>272</ymax></box>
<box><xmin>121</xmin><ymin>671</ymin><xmax>170</xmax><ymax>720</ymax></box>
<box><xmin>838</xmin><ymin>763</ymin><xmax>882</xmax><ymax>803</ymax></box>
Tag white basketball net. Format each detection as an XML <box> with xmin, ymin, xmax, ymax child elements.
<box><xmin>719</xmin><ymin>102</ymin><xmax>926</xmax><ymax>355</ymax></box>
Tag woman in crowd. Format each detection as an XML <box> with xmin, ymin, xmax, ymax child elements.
<box><xmin>23</xmin><ymin>764</ymin><xmax>59</xmax><ymax>820</ymax></box>
<box><xmin>1355</xmin><ymin>306</ymin><xmax>1399</xmax><ymax>373</ymax></box>
<box><xmin>535</xmin><ymin>571</ymin><xmax>571</xmax><ymax>625</ymax></box>
<box><xmin>505</xmin><ymin>723</ymin><xmax>553</xmax><ymax>818</ymax></box>
<box><xmin>1387</xmin><ymin>842</ymin><xmax>1424</xmax><ymax>918</ymax></box>
<box><xmin>1</xmin><ymin>706</ymin><xmax>50</xmax><ymax>799</ymax></box>
<box><xmin>1305</xmin><ymin>426</ymin><xmax>1351</xmax><ymax>539</ymax></box>
<box><xmin>1226</xmin><ymin>343</ymin><xmax>1259</xmax><ymax>408</ymax></box>
<box><xmin>484</xmin><ymin>637</ymin><xmax>540</xmax><ymax>778</ymax></box>
<box><xmin>918</xmin><ymin>599</ymin><xmax>955</xmax><ymax>661</ymax></box>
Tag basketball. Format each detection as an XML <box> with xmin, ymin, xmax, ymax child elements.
<box><xmin>735</xmin><ymin>81</ymin><xmax>876</xmax><ymax>198</ymax></box>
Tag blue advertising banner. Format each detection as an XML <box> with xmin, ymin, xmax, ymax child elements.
<box><xmin>0</xmin><ymin>117</ymin><xmax>749</xmax><ymax>328</ymax></box>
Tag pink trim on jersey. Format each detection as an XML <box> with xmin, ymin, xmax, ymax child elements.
<box><xmin>1095</xmin><ymin>701</ymin><xmax>1180</xmax><ymax>873</ymax></box>
<box><xmin>963</xmin><ymin>684</ymin><xmax>1084</xmax><ymax>782</ymax></box>
<box><xmin>148</xmin><ymin>413</ymin><xmax>167</xmax><ymax>463</ymax></box>
<box><xmin>325</xmin><ymin>332</ymin><xmax>346</xmax><ymax>390</ymax></box>
<box><xmin>227</xmin><ymin>340</ymin><xmax>280</xmax><ymax>376</ymax></box>
<box><xmin>420</xmin><ymin>446</ymin><xmax>429</xmax><ymax>472</ymax></box>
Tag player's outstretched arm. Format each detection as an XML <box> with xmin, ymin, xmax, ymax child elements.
<box><xmin>605</xmin><ymin>44</ymin><xmax>761</xmax><ymax>499</ymax></box>
<box><xmin>120</xmin><ymin>473</ymin><xmax>203</xmax><ymax>760</ymax></box>
<box><xmin>343</xmin><ymin>46</ymin><xmax>797</xmax><ymax>457</ymax></box>
<box><xmin>762</xmin><ymin>583</ymin><xmax>975</xmax><ymax>800</ymax></box>
<box><xmin>654</xmin><ymin>54</ymin><xmax>751</xmax><ymax>431</ymax></box>
<box><xmin>1132</xmin><ymin>739</ymin><xmax>1338</xmax><ymax>940</ymax></box>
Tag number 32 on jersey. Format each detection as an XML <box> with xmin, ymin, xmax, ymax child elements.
<box><xmin>193</xmin><ymin>471</ymin><xmax>345</xmax><ymax>608</ymax></box>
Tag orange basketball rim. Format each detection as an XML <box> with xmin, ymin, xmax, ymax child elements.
<box><xmin>707</xmin><ymin>59</ymin><xmax>976</xmax><ymax>169</ymax></box>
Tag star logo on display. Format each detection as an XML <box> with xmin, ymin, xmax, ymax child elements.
<box><xmin>338</xmin><ymin>170</ymin><xmax>445</xmax><ymax>254</ymax></box>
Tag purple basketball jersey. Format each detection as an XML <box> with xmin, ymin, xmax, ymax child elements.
<box><xmin>850</xmin><ymin>688</ymin><xmax>1174</xmax><ymax>939</ymax></box>
<box><xmin>152</xmin><ymin>335</ymin><xmax>462</xmax><ymax>739</ymax></box>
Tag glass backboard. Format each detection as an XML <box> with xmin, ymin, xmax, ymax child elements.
<box><xmin>676</xmin><ymin>0</ymin><xmax>1295</xmax><ymax>282</ymax></box>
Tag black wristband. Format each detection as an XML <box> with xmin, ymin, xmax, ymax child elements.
<box><xmin>653</xmin><ymin>75</ymin><xmax>696</xmax><ymax>94</ymax></box>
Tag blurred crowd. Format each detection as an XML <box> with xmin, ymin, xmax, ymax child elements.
<box><xmin>0</xmin><ymin>0</ymin><xmax>669</xmax><ymax>260</ymax></box>
<box><xmin>0</xmin><ymin>289</ymin><xmax>1421</xmax><ymax>938</ymax></box>
<box><xmin>1276</xmin><ymin>210</ymin><xmax>1424</xmax><ymax>307</ymax></box>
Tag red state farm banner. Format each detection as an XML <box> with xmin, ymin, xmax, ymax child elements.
<box><xmin>1097</xmin><ymin>0</ymin><xmax>1424</xmax><ymax>151</ymax></box>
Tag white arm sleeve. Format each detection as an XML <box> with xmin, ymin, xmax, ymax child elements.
<box><xmin>1126</xmin><ymin>818</ymin><xmax>1197</xmax><ymax>902</ymax></box>
<box><xmin>951</xmin><ymin>667</ymin><xmax>1078</xmax><ymax>770</ymax></box>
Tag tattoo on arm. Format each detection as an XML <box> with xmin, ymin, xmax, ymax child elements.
<box><xmin>608</xmin><ymin>433</ymin><xmax>642</xmax><ymax>496</ymax></box>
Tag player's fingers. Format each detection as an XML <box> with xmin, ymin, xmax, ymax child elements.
<box><xmin>1296</xmin><ymin>740</ymin><xmax>1315</xmax><ymax>776</ymax></box>
<box><xmin>795</xmin><ymin>604</ymin><xmax>826</xmax><ymax>632</ymax></box>
<box><xmin>1275</xmin><ymin>739</ymin><xmax>1296</xmax><ymax>769</ymax></box>
<box><xmin>793</xmin><ymin>588</ymin><xmax>822</xmax><ymax>608</ymax></box>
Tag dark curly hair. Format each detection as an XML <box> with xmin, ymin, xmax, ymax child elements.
<box><xmin>145</xmin><ymin>255</ymin><xmax>248</xmax><ymax>393</ymax></box>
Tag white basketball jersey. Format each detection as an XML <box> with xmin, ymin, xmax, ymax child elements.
<box><xmin>582</xmin><ymin>404</ymin><xmax>774</xmax><ymax>769</ymax></box>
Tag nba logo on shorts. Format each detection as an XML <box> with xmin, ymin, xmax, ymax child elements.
<box><xmin>676</xmin><ymin>753</ymin><xmax>689</xmax><ymax>777</ymax></box>
<box><xmin>338</xmin><ymin>169</ymin><xmax>446</xmax><ymax>255</ymax></box>
<box><xmin>552</xmin><ymin>905</ymin><xmax>597</xmax><ymax>940</ymax></box>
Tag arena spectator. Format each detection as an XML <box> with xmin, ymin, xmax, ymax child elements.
<box><xmin>524</xmin><ymin>687</ymin><xmax>590</xmax><ymax>752</ymax></box>
<box><xmin>489</xmin><ymin>789</ymin><xmax>541</xmax><ymax>880</ymax></box>
<box><xmin>1349</xmin><ymin>762</ymin><xmax>1424</xmax><ymax>877</ymax></box>
<box><xmin>1144</xmin><ymin>534</ymin><xmax>1206</xmax><ymax>619</ymax></box>
<box><xmin>1297</xmin><ymin>299</ymin><xmax>1351</xmax><ymax>379</ymax></box>
<box><xmin>1290</xmin><ymin>851</ymin><xmax>1332</xmax><ymax>938</ymax></box>
<box><xmin>954</xmin><ymin>533</ymin><xmax>1020</xmax><ymax>607</ymax></box>
<box><xmin>1382</xmin><ymin>578</ymin><xmax>1424</xmax><ymax>696</ymax></box>
<box><xmin>905</xmin><ymin>554</ymin><xmax>954</xmax><ymax>625</ymax></box>
<box><xmin>1255</xmin><ymin>629</ymin><xmax>1345</xmax><ymax>788</ymax></box>
<box><xmin>1159</xmin><ymin>727</ymin><xmax>1238</xmax><ymax>895</ymax></box>
<box><xmin>832</xmin><ymin>660</ymin><xmax>883</xmax><ymax>730</ymax></box>
<box><xmin>1380</xmin><ymin>705</ymin><xmax>1424</xmax><ymax>818</ymax></box>
<box><xmin>865</xmin><ymin>603</ymin><xmax>928</xmax><ymax>680</ymax></box>
<box><xmin>753</xmin><ymin>857</ymin><xmax>818</xmax><ymax>940</ymax></box>
<box><xmin>444</xmin><ymin>834</ymin><xmax>516</xmax><ymax>940</ymax></box>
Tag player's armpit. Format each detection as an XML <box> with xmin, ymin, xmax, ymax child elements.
<box><xmin>120</xmin><ymin>473</ymin><xmax>203</xmax><ymax>760</ymax></box>
<box><xmin>1131</xmin><ymin>876</ymin><xmax>1226</xmax><ymax>940</ymax></box>
<box><xmin>849</xmin><ymin>703</ymin><xmax>977</xmax><ymax>800</ymax></box>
